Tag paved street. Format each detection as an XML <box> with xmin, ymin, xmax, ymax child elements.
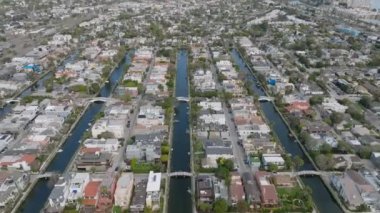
<box><xmin>206</xmin><ymin>45</ymin><xmax>252</xmax><ymax>175</ymax></box>
<box><xmin>109</xmin><ymin>50</ymin><xmax>157</xmax><ymax>172</ymax></box>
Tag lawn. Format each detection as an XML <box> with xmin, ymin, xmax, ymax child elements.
<box><xmin>276</xmin><ymin>186</ymin><xmax>313</xmax><ymax>212</ymax></box>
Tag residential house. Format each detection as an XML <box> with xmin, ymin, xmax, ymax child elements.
<box><xmin>67</xmin><ymin>173</ymin><xmax>90</xmax><ymax>203</ymax></box>
<box><xmin>197</xmin><ymin>175</ymin><xmax>214</xmax><ymax>203</ymax></box>
<box><xmin>272</xmin><ymin>175</ymin><xmax>293</xmax><ymax>187</ymax></box>
<box><xmin>76</xmin><ymin>148</ymin><xmax>112</xmax><ymax>172</ymax></box>
<box><xmin>0</xmin><ymin>171</ymin><xmax>29</xmax><ymax>208</ymax></box>
<box><xmin>202</xmin><ymin>139</ymin><xmax>233</xmax><ymax>168</ymax></box>
<box><xmin>262</xmin><ymin>154</ymin><xmax>285</xmax><ymax>170</ymax></box>
<box><xmin>229</xmin><ymin>172</ymin><xmax>245</xmax><ymax>206</ymax></box>
<box><xmin>0</xmin><ymin>154</ymin><xmax>39</xmax><ymax>171</ymax></box>
<box><xmin>255</xmin><ymin>171</ymin><xmax>279</xmax><ymax>206</ymax></box>
<box><xmin>322</xmin><ymin>98</ymin><xmax>348</xmax><ymax>113</ymax></box>
<box><xmin>82</xmin><ymin>181</ymin><xmax>101</xmax><ymax>210</ymax></box>
<box><xmin>92</xmin><ymin>118</ymin><xmax>126</xmax><ymax>139</ymax></box>
<box><xmin>331</xmin><ymin>174</ymin><xmax>364</xmax><ymax>208</ymax></box>
<box><xmin>83</xmin><ymin>138</ymin><xmax>119</xmax><ymax>152</ymax></box>
<box><xmin>146</xmin><ymin>171</ymin><xmax>161</xmax><ymax>211</ymax></box>
<box><xmin>47</xmin><ymin>176</ymin><xmax>70</xmax><ymax>209</ymax></box>
<box><xmin>96</xmin><ymin>174</ymin><xmax>116</xmax><ymax>212</ymax></box>
<box><xmin>370</xmin><ymin>152</ymin><xmax>380</xmax><ymax>168</ymax></box>
<box><xmin>130</xmin><ymin>179</ymin><xmax>147</xmax><ymax>212</ymax></box>
<box><xmin>114</xmin><ymin>173</ymin><xmax>134</xmax><ymax>209</ymax></box>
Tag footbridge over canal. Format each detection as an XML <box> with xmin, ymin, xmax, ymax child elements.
<box><xmin>176</xmin><ymin>96</ymin><xmax>189</xmax><ymax>102</ymax></box>
<box><xmin>168</xmin><ymin>171</ymin><xmax>193</xmax><ymax>178</ymax></box>
<box><xmin>258</xmin><ymin>96</ymin><xmax>274</xmax><ymax>102</ymax></box>
<box><xmin>30</xmin><ymin>172</ymin><xmax>59</xmax><ymax>182</ymax></box>
<box><xmin>278</xmin><ymin>170</ymin><xmax>342</xmax><ymax>177</ymax></box>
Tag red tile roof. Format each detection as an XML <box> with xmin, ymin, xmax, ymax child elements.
<box><xmin>82</xmin><ymin>199</ymin><xmax>97</xmax><ymax>206</ymax></box>
<box><xmin>20</xmin><ymin>154</ymin><xmax>37</xmax><ymax>164</ymax></box>
<box><xmin>81</xmin><ymin>147</ymin><xmax>101</xmax><ymax>154</ymax></box>
<box><xmin>84</xmin><ymin>181</ymin><xmax>101</xmax><ymax>197</ymax></box>
<box><xmin>261</xmin><ymin>185</ymin><xmax>278</xmax><ymax>205</ymax></box>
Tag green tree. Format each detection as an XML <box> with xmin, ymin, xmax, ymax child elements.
<box><xmin>359</xmin><ymin>95</ymin><xmax>372</xmax><ymax>109</ymax></box>
<box><xmin>358</xmin><ymin>146</ymin><xmax>372</xmax><ymax>159</ymax></box>
<box><xmin>213</xmin><ymin>198</ymin><xmax>228</xmax><ymax>213</ymax></box>
<box><xmin>268</xmin><ymin>163</ymin><xmax>278</xmax><ymax>172</ymax></box>
<box><xmin>315</xmin><ymin>154</ymin><xmax>334</xmax><ymax>170</ymax></box>
<box><xmin>198</xmin><ymin>202</ymin><xmax>212</xmax><ymax>213</ymax></box>
<box><xmin>160</xmin><ymin>155</ymin><xmax>169</xmax><ymax>163</ymax></box>
<box><xmin>293</xmin><ymin>156</ymin><xmax>304</xmax><ymax>170</ymax></box>
<box><xmin>329</xmin><ymin>112</ymin><xmax>344</xmax><ymax>125</ymax></box>
<box><xmin>121</xmin><ymin>94</ymin><xmax>132</xmax><ymax>103</ymax></box>
<box><xmin>44</xmin><ymin>78</ymin><xmax>54</xmax><ymax>93</ymax></box>
<box><xmin>97</xmin><ymin>131</ymin><xmax>115</xmax><ymax>139</ymax></box>
<box><xmin>320</xmin><ymin>143</ymin><xmax>332</xmax><ymax>154</ymax></box>
<box><xmin>158</xmin><ymin>84</ymin><xmax>164</xmax><ymax>91</ymax></box>
<box><xmin>161</xmin><ymin>146</ymin><xmax>170</xmax><ymax>154</ymax></box>
<box><xmin>347</xmin><ymin>105</ymin><xmax>364</xmax><ymax>121</ymax></box>
<box><xmin>89</xmin><ymin>83</ymin><xmax>100</xmax><ymax>94</ymax></box>
<box><xmin>236</xmin><ymin>200</ymin><xmax>249</xmax><ymax>213</ymax></box>
<box><xmin>217</xmin><ymin>158</ymin><xmax>234</xmax><ymax>171</ymax></box>
<box><xmin>309</xmin><ymin>95</ymin><xmax>323</xmax><ymax>105</ymax></box>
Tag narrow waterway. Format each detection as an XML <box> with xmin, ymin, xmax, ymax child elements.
<box><xmin>167</xmin><ymin>50</ymin><xmax>192</xmax><ymax>213</ymax></box>
<box><xmin>231</xmin><ymin>49</ymin><xmax>342</xmax><ymax>213</ymax></box>
<box><xmin>0</xmin><ymin>50</ymin><xmax>80</xmax><ymax>118</ymax></box>
<box><xmin>18</xmin><ymin>50</ymin><xmax>134</xmax><ymax>213</ymax></box>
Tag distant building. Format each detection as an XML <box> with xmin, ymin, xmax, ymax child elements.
<box><xmin>371</xmin><ymin>152</ymin><xmax>380</xmax><ymax>168</ymax></box>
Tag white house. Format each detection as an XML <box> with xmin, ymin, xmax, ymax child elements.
<box><xmin>48</xmin><ymin>176</ymin><xmax>70</xmax><ymax>208</ymax></box>
<box><xmin>322</xmin><ymin>98</ymin><xmax>348</xmax><ymax>113</ymax></box>
<box><xmin>114</xmin><ymin>173</ymin><xmax>134</xmax><ymax>208</ymax></box>
<box><xmin>83</xmin><ymin>138</ymin><xmax>119</xmax><ymax>152</ymax></box>
<box><xmin>67</xmin><ymin>173</ymin><xmax>90</xmax><ymax>202</ymax></box>
<box><xmin>199</xmin><ymin>101</ymin><xmax>223</xmax><ymax>111</ymax></box>
<box><xmin>146</xmin><ymin>171</ymin><xmax>161</xmax><ymax>211</ymax></box>
<box><xmin>199</xmin><ymin>114</ymin><xmax>226</xmax><ymax>125</ymax></box>
<box><xmin>262</xmin><ymin>154</ymin><xmax>285</xmax><ymax>169</ymax></box>
<box><xmin>92</xmin><ymin>118</ymin><xmax>126</xmax><ymax>139</ymax></box>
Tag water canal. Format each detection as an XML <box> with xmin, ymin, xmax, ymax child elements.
<box><xmin>0</xmin><ymin>50</ymin><xmax>80</xmax><ymax>118</ymax></box>
<box><xmin>231</xmin><ymin>49</ymin><xmax>342</xmax><ymax>213</ymax></box>
<box><xmin>18</xmin><ymin>50</ymin><xmax>134</xmax><ymax>213</ymax></box>
<box><xmin>167</xmin><ymin>50</ymin><xmax>192</xmax><ymax>213</ymax></box>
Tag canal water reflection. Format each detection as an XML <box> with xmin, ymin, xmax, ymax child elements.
<box><xmin>167</xmin><ymin>50</ymin><xmax>192</xmax><ymax>213</ymax></box>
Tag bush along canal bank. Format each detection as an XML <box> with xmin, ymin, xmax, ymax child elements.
<box><xmin>167</xmin><ymin>50</ymin><xmax>193</xmax><ymax>213</ymax></box>
<box><xmin>230</xmin><ymin>48</ymin><xmax>343</xmax><ymax>213</ymax></box>
<box><xmin>16</xmin><ymin>49</ymin><xmax>134</xmax><ymax>213</ymax></box>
